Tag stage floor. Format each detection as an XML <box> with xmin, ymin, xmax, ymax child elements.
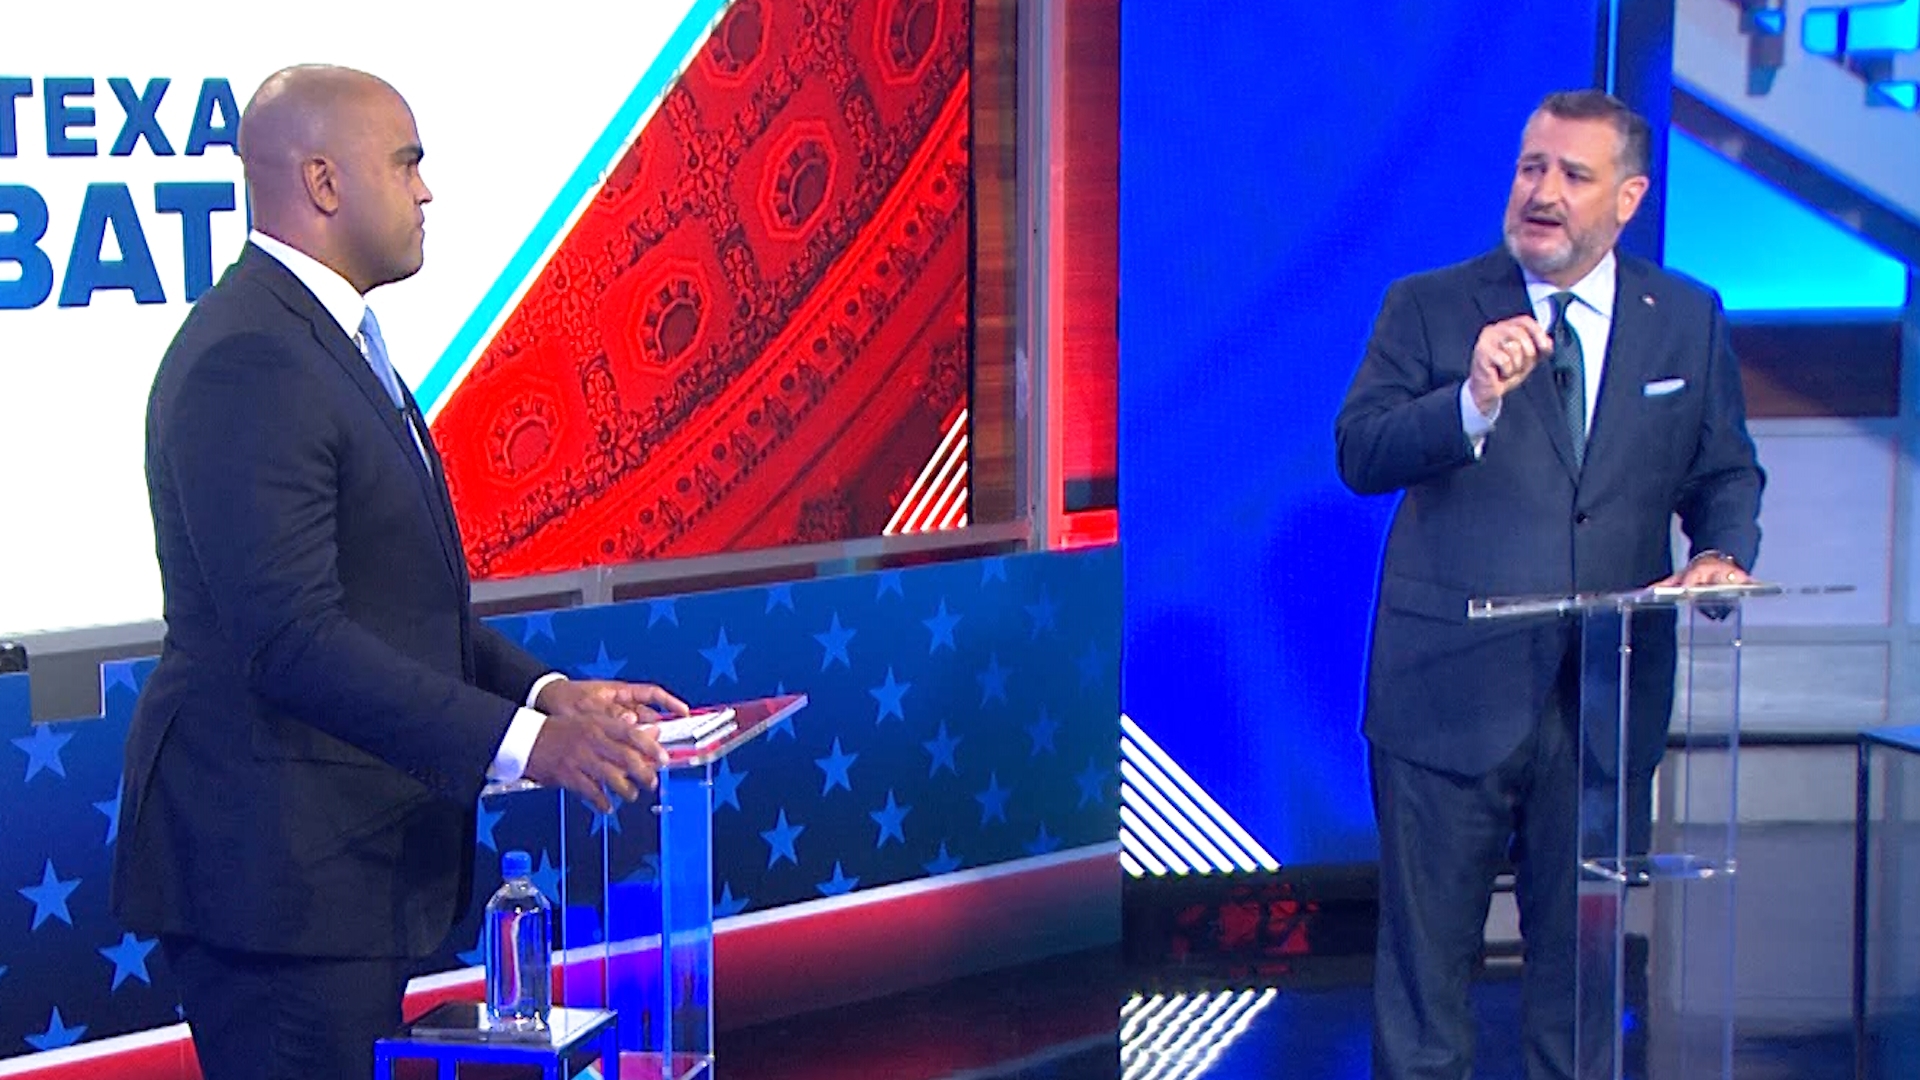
<box><xmin>715</xmin><ymin>944</ymin><xmax>1853</xmax><ymax>1080</ymax></box>
<box><xmin>710</xmin><ymin>818</ymin><xmax>1883</xmax><ymax>1079</ymax></box>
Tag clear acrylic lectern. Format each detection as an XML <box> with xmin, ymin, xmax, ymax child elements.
<box><xmin>1472</xmin><ymin>583</ymin><xmax>1779</xmax><ymax>1080</ymax></box>
<box><xmin>471</xmin><ymin>693</ymin><xmax>807</xmax><ymax>1080</ymax></box>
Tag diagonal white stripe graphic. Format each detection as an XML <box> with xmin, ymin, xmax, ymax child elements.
<box><xmin>1119</xmin><ymin>713</ymin><xmax>1280</xmax><ymax>876</ymax></box>
<box><xmin>1121</xmin><ymin>989</ymin><xmax>1279</xmax><ymax>1080</ymax></box>
<box><xmin>1121</xmin><ymin>806</ymin><xmax>1191</xmax><ymax>874</ymax></box>
<box><xmin>887</xmin><ymin>408</ymin><xmax>970</xmax><ymax>534</ymax></box>
<box><xmin>1121</xmin><ymin>831</ymin><xmax>1170</xmax><ymax>877</ymax></box>
<box><xmin>1121</xmin><ymin>746</ymin><xmax>1262</xmax><ymax>872</ymax></box>
<box><xmin>1122</xmin><ymin>785</ymin><xmax>1221</xmax><ymax>874</ymax></box>
<box><xmin>1121</xmin><ymin>761</ymin><xmax>1238</xmax><ymax>872</ymax></box>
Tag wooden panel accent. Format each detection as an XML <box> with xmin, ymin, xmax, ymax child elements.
<box><xmin>1733</xmin><ymin>318</ymin><xmax>1902</xmax><ymax>419</ymax></box>
<box><xmin>1060</xmin><ymin>0</ymin><xmax>1120</xmax><ymax>512</ymax></box>
<box><xmin>969</xmin><ymin>0</ymin><xmax>1021</xmax><ymax>522</ymax></box>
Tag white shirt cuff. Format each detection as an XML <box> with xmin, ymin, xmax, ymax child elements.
<box><xmin>486</xmin><ymin>673</ymin><xmax>565</xmax><ymax>783</ymax></box>
<box><xmin>526</xmin><ymin>671</ymin><xmax>566</xmax><ymax>709</ymax></box>
<box><xmin>488</xmin><ymin>708</ymin><xmax>548</xmax><ymax>783</ymax></box>
<box><xmin>1460</xmin><ymin>383</ymin><xmax>1499</xmax><ymax>458</ymax></box>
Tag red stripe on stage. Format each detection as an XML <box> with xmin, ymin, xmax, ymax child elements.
<box><xmin>0</xmin><ymin>1042</ymin><xmax>197</xmax><ymax>1080</ymax></box>
<box><xmin>714</xmin><ymin>846</ymin><xmax>1118</xmax><ymax>1029</ymax></box>
<box><xmin>0</xmin><ymin>849</ymin><xmax>1116</xmax><ymax>1080</ymax></box>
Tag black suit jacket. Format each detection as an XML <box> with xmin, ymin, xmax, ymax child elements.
<box><xmin>111</xmin><ymin>245</ymin><xmax>550</xmax><ymax>959</ymax></box>
<box><xmin>1335</xmin><ymin>249</ymin><xmax>1764</xmax><ymax>778</ymax></box>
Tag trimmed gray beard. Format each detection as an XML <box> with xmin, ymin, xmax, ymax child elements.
<box><xmin>1504</xmin><ymin>226</ymin><xmax>1578</xmax><ymax>278</ymax></box>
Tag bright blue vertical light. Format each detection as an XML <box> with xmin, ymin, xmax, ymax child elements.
<box><xmin>1119</xmin><ymin>0</ymin><xmax>1598</xmax><ymax>865</ymax></box>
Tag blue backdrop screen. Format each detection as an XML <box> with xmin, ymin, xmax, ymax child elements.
<box><xmin>1119</xmin><ymin>1</ymin><xmax>1601</xmax><ymax>865</ymax></box>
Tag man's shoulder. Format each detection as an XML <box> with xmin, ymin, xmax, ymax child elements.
<box><xmin>152</xmin><ymin>256</ymin><xmax>323</xmax><ymax>401</ymax></box>
<box><xmin>1388</xmin><ymin>248</ymin><xmax>1514</xmax><ymax>299</ymax></box>
<box><xmin>165</xmin><ymin>255</ymin><xmax>307</xmax><ymax>353</ymax></box>
<box><xmin>191</xmin><ymin>248</ymin><xmax>297</xmax><ymax>317</ymax></box>
<box><xmin>1619</xmin><ymin>252</ymin><xmax>1721</xmax><ymax>313</ymax></box>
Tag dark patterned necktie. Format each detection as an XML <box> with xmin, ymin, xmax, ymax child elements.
<box><xmin>1548</xmin><ymin>291</ymin><xmax>1586</xmax><ymax>468</ymax></box>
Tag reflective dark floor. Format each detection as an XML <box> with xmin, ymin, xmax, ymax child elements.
<box><xmin>715</xmin><ymin>945</ymin><xmax>1856</xmax><ymax>1080</ymax></box>
<box><xmin>709</xmin><ymin>819</ymin><xmax>1891</xmax><ymax>1079</ymax></box>
<box><xmin>432</xmin><ymin>813</ymin><xmax>1885</xmax><ymax>1079</ymax></box>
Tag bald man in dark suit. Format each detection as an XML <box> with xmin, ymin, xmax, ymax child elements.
<box><xmin>112</xmin><ymin>65</ymin><xmax>689</xmax><ymax>1080</ymax></box>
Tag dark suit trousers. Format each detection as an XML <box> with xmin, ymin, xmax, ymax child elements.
<box><xmin>1370</xmin><ymin>660</ymin><xmax>1581</xmax><ymax>1080</ymax></box>
<box><xmin>163</xmin><ymin>935</ymin><xmax>409</xmax><ymax>1080</ymax></box>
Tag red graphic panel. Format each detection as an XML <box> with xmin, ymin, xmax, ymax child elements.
<box><xmin>432</xmin><ymin>0</ymin><xmax>971</xmax><ymax>580</ymax></box>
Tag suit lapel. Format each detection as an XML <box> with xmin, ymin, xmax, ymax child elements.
<box><xmin>1585</xmin><ymin>257</ymin><xmax>1661</xmax><ymax>473</ymax></box>
<box><xmin>399</xmin><ymin>384</ymin><xmax>473</xmax><ymax>595</ymax></box>
<box><xmin>245</xmin><ymin>247</ymin><xmax>470</xmax><ymax>586</ymax></box>
<box><xmin>1473</xmin><ymin>254</ymin><xmax>1578</xmax><ymax>479</ymax></box>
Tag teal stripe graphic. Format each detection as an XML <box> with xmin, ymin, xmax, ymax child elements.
<box><xmin>417</xmin><ymin>0</ymin><xmax>732</xmax><ymax>414</ymax></box>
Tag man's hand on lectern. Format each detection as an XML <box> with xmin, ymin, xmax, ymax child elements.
<box><xmin>1652</xmin><ymin>551</ymin><xmax>1751</xmax><ymax>589</ymax></box>
<box><xmin>524</xmin><ymin>679</ymin><xmax>690</xmax><ymax>812</ymax></box>
<box><xmin>1651</xmin><ymin>552</ymin><xmax>1752</xmax><ymax>622</ymax></box>
<box><xmin>524</xmin><ymin>707</ymin><xmax>671</xmax><ymax>812</ymax></box>
<box><xmin>537</xmin><ymin>678</ymin><xmax>690</xmax><ymax>724</ymax></box>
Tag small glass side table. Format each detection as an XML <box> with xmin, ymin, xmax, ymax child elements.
<box><xmin>1854</xmin><ymin>725</ymin><xmax>1920</xmax><ymax>1080</ymax></box>
<box><xmin>374</xmin><ymin>1002</ymin><xmax>620</xmax><ymax>1079</ymax></box>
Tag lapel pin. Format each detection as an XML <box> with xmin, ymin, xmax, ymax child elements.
<box><xmin>1642</xmin><ymin>294</ymin><xmax>1656</xmax><ymax>307</ymax></box>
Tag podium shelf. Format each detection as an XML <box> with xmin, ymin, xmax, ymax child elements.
<box><xmin>1580</xmin><ymin>854</ymin><xmax>1736</xmax><ymax>885</ymax></box>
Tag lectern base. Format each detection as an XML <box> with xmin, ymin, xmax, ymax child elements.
<box><xmin>1582</xmin><ymin>854</ymin><xmax>1735</xmax><ymax>884</ymax></box>
<box><xmin>619</xmin><ymin>1050</ymin><xmax>712</xmax><ymax>1080</ymax></box>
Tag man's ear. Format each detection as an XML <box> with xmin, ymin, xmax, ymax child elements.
<box><xmin>302</xmin><ymin>156</ymin><xmax>340</xmax><ymax>215</ymax></box>
<box><xmin>1616</xmin><ymin>173</ymin><xmax>1650</xmax><ymax>226</ymax></box>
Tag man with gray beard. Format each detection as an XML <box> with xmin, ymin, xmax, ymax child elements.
<box><xmin>1334</xmin><ymin>89</ymin><xmax>1764</xmax><ymax>1080</ymax></box>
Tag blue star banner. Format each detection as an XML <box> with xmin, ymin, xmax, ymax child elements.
<box><xmin>0</xmin><ymin>547</ymin><xmax>1120</xmax><ymax>1060</ymax></box>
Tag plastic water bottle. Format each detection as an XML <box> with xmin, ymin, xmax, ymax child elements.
<box><xmin>484</xmin><ymin>850</ymin><xmax>552</xmax><ymax>1031</ymax></box>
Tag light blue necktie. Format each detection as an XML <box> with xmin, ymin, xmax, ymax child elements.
<box><xmin>356</xmin><ymin>307</ymin><xmax>406</xmax><ymax>408</ymax></box>
<box><xmin>357</xmin><ymin>306</ymin><xmax>432</xmax><ymax>467</ymax></box>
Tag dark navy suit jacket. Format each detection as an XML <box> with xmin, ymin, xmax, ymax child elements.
<box><xmin>112</xmin><ymin>245</ymin><xmax>550</xmax><ymax>959</ymax></box>
<box><xmin>1336</xmin><ymin>248</ymin><xmax>1764</xmax><ymax>779</ymax></box>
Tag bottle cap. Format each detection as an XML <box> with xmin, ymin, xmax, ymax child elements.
<box><xmin>502</xmin><ymin>850</ymin><xmax>532</xmax><ymax>878</ymax></box>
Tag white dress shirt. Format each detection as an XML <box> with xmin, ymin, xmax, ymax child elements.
<box><xmin>1462</xmin><ymin>250</ymin><xmax>1616</xmax><ymax>454</ymax></box>
<box><xmin>247</xmin><ymin>230</ymin><xmax>560</xmax><ymax>781</ymax></box>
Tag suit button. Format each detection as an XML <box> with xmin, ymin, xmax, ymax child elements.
<box><xmin>1574</xmin><ymin>512</ymin><xmax>1591</xmax><ymax>525</ymax></box>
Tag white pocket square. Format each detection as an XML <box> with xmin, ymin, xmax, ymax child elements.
<box><xmin>1643</xmin><ymin>377</ymin><xmax>1687</xmax><ymax>397</ymax></box>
